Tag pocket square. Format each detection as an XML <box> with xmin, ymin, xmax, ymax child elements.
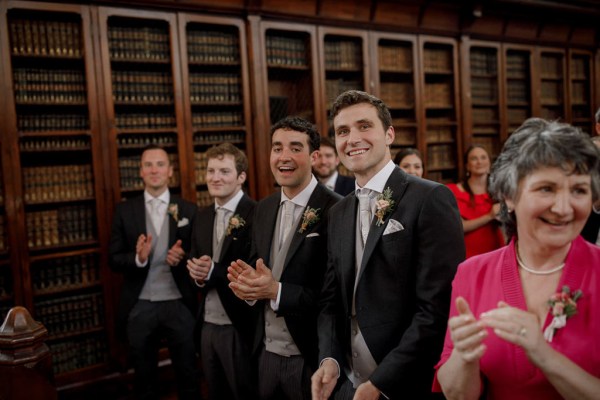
<box><xmin>177</xmin><ymin>217</ymin><xmax>189</xmax><ymax>228</ymax></box>
<box><xmin>383</xmin><ymin>219</ymin><xmax>404</xmax><ymax>235</ymax></box>
<box><xmin>306</xmin><ymin>232</ymin><xmax>320</xmax><ymax>238</ymax></box>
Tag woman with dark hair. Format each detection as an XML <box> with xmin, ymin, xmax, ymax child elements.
<box><xmin>434</xmin><ymin>118</ymin><xmax>600</xmax><ymax>399</ymax></box>
<box><xmin>393</xmin><ymin>148</ymin><xmax>424</xmax><ymax>178</ymax></box>
<box><xmin>447</xmin><ymin>145</ymin><xmax>504</xmax><ymax>258</ymax></box>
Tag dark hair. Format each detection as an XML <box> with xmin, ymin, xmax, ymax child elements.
<box><xmin>141</xmin><ymin>144</ymin><xmax>170</xmax><ymax>165</ymax></box>
<box><xmin>319</xmin><ymin>136</ymin><xmax>337</xmax><ymax>154</ymax></box>
<box><xmin>462</xmin><ymin>145</ymin><xmax>490</xmax><ymax>207</ymax></box>
<box><xmin>490</xmin><ymin>118</ymin><xmax>600</xmax><ymax>239</ymax></box>
<box><xmin>330</xmin><ymin>90</ymin><xmax>392</xmax><ymax>131</ymax></box>
<box><xmin>205</xmin><ymin>143</ymin><xmax>248</xmax><ymax>175</ymax></box>
<box><xmin>270</xmin><ymin>116</ymin><xmax>321</xmax><ymax>153</ymax></box>
<box><xmin>393</xmin><ymin>148</ymin><xmax>422</xmax><ymax>165</ymax></box>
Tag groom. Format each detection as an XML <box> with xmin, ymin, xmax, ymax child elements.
<box><xmin>312</xmin><ymin>91</ymin><xmax>465</xmax><ymax>399</ymax></box>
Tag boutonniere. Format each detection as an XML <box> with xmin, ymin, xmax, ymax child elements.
<box><xmin>543</xmin><ymin>285</ymin><xmax>582</xmax><ymax>342</ymax></box>
<box><xmin>374</xmin><ymin>187</ymin><xmax>395</xmax><ymax>226</ymax></box>
<box><xmin>167</xmin><ymin>203</ymin><xmax>179</xmax><ymax>222</ymax></box>
<box><xmin>226</xmin><ymin>214</ymin><xmax>245</xmax><ymax>236</ymax></box>
<box><xmin>298</xmin><ymin>207</ymin><xmax>320</xmax><ymax>234</ymax></box>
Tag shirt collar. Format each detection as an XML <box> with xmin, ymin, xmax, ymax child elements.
<box><xmin>354</xmin><ymin>160</ymin><xmax>395</xmax><ymax>195</ymax></box>
<box><xmin>215</xmin><ymin>189</ymin><xmax>244</xmax><ymax>214</ymax></box>
<box><xmin>323</xmin><ymin>171</ymin><xmax>339</xmax><ymax>190</ymax></box>
<box><xmin>144</xmin><ymin>189</ymin><xmax>170</xmax><ymax>205</ymax></box>
<box><xmin>281</xmin><ymin>175</ymin><xmax>318</xmax><ymax>208</ymax></box>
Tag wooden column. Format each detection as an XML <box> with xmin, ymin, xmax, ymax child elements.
<box><xmin>0</xmin><ymin>306</ymin><xmax>57</xmax><ymax>400</ymax></box>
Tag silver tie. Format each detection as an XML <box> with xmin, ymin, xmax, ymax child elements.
<box><xmin>215</xmin><ymin>207</ymin><xmax>227</xmax><ymax>243</ymax></box>
<box><xmin>151</xmin><ymin>198</ymin><xmax>163</xmax><ymax>233</ymax></box>
<box><xmin>280</xmin><ymin>200</ymin><xmax>294</xmax><ymax>249</ymax></box>
<box><xmin>357</xmin><ymin>189</ymin><xmax>372</xmax><ymax>246</ymax></box>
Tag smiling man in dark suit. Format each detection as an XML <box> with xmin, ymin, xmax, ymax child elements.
<box><xmin>227</xmin><ymin>116</ymin><xmax>341</xmax><ymax>400</ymax></box>
<box><xmin>109</xmin><ymin>144</ymin><xmax>200</xmax><ymax>400</ymax></box>
<box><xmin>312</xmin><ymin>91</ymin><xmax>465</xmax><ymax>400</ymax></box>
<box><xmin>186</xmin><ymin>143</ymin><xmax>258</xmax><ymax>400</ymax></box>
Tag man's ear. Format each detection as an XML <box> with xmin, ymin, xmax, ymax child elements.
<box><xmin>310</xmin><ymin>150</ymin><xmax>320</xmax><ymax>164</ymax></box>
<box><xmin>237</xmin><ymin>171</ymin><xmax>247</xmax><ymax>185</ymax></box>
<box><xmin>385</xmin><ymin>126</ymin><xmax>395</xmax><ymax>146</ymax></box>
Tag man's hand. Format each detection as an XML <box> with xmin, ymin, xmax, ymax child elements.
<box><xmin>227</xmin><ymin>258</ymin><xmax>279</xmax><ymax>301</ymax></box>
<box><xmin>311</xmin><ymin>359</ymin><xmax>339</xmax><ymax>400</ymax></box>
<box><xmin>136</xmin><ymin>233</ymin><xmax>152</xmax><ymax>263</ymax></box>
<box><xmin>354</xmin><ymin>381</ymin><xmax>381</xmax><ymax>400</ymax></box>
<box><xmin>166</xmin><ymin>239</ymin><xmax>185</xmax><ymax>267</ymax></box>
<box><xmin>187</xmin><ymin>255</ymin><xmax>212</xmax><ymax>283</ymax></box>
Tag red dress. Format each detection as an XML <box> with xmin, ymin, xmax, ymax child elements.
<box><xmin>447</xmin><ymin>183</ymin><xmax>504</xmax><ymax>258</ymax></box>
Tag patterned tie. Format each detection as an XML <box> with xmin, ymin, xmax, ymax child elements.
<box><xmin>215</xmin><ymin>207</ymin><xmax>227</xmax><ymax>243</ymax></box>
<box><xmin>280</xmin><ymin>200</ymin><xmax>294</xmax><ymax>249</ymax></box>
<box><xmin>357</xmin><ymin>189</ymin><xmax>372</xmax><ymax>246</ymax></box>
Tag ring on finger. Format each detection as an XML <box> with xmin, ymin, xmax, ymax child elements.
<box><xmin>519</xmin><ymin>327</ymin><xmax>527</xmax><ymax>337</ymax></box>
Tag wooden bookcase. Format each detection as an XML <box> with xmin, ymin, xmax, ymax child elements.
<box><xmin>370</xmin><ymin>32</ymin><xmax>420</xmax><ymax>168</ymax></box>
<box><xmin>0</xmin><ymin>1</ymin><xmax>111</xmax><ymax>384</ymax></box>
<box><xmin>418</xmin><ymin>36</ymin><xmax>462</xmax><ymax>183</ymax></box>
<box><xmin>537</xmin><ymin>47</ymin><xmax>568</xmax><ymax>122</ymax></box>
<box><xmin>177</xmin><ymin>13</ymin><xmax>254</xmax><ymax>206</ymax></box>
<box><xmin>502</xmin><ymin>44</ymin><xmax>535</xmax><ymax>137</ymax></box>
<box><xmin>568</xmin><ymin>49</ymin><xmax>594</xmax><ymax>135</ymax></box>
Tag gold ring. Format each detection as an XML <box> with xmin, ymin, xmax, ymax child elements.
<box><xmin>519</xmin><ymin>327</ymin><xmax>527</xmax><ymax>336</ymax></box>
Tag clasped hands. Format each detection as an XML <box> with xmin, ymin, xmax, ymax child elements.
<box><xmin>449</xmin><ymin>296</ymin><xmax>547</xmax><ymax>364</ymax></box>
<box><xmin>136</xmin><ymin>234</ymin><xmax>185</xmax><ymax>267</ymax></box>
<box><xmin>227</xmin><ymin>258</ymin><xmax>279</xmax><ymax>301</ymax></box>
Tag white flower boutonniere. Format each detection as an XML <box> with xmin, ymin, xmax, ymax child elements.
<box><xmin>167</xmin><ymin>203</ymin><xmax>179</xmax><ymax>222</ymax></box>
<box><xmin>298</xmin><ymin>207</ymin><xmax>320</xmax><ymax>234</ymax></box>
<box><xmin>375</xmin><ymin>187</ymin><xmax>395</xmax><ymax>226</ymax></box>
<box><xmin>227</xmin><ymin>214</ymin><xmax>246</xmax><ymax>236</ymax></box>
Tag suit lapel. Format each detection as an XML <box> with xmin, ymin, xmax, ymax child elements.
<box><xmin>259</xmin><ymin>194</ymin><xmax>280</xmax><ymax>266</ymax></box>
<box><xmin>168</xmin><ymin>197</ymin><xmax>179</xmax><ymax>247</ymax></box>
<box><xmin>358</xmin><ymin>168</ymin><xmax>409</xmax><ymax>281</ymax></box>
<box><xmin>133</xmin><ymin>196</ymin><xmax>147</xmax><ymax>234</ymax></box>
<box><xmin>341</xmin><ymin>193</ymin><xmax>359</xmax><ymax>311</ymax></box>
<box><xmin>219</xmin><ymin>194</ymin><xmax>252</xmax><ymax>259</ymax></box>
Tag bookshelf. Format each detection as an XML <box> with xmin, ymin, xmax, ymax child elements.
<box><xmin>538</xmin><ymin>48</ymin><xmax>568</xmax><ymax>122</ymax></box>
<box><xmin>503</xmin><ymin>45</ymin><xmax>534</xmax><ymax>136</ymax></box>
<box><xmin>568</xmin><ymin>49</ymin><xmax>594</xmax><ymax>135</ymax></box>
<box><xmin>370</xmin><ymin>32</ymin><xmax>420</xmax><ymax>169</ymax></box>
<box><xmin>96</xmin><ymin>7</ymin><xmax>189</xmax><ymax>204</ymax></box>
<box><xmin>177</xmin><ymin>14</ymin><xmax>254</xmax><ymax>206</ymax></box>
<box><xmin>461</xmin><ymin>40</ymin><xmax>502</xmax><ymax>160</ymax></box>
<box><xmin>419</xmin><ymin>36</ymin><xmax>461</xmax><ymax>183</ymax></box>
<box><xmin>0</xmin><ymin>151</ymin><xmax>11</xmax><ymax>323</ymax></box>
<box><xmin>1</xmin><ymin>1</ymin><xmax>111</xmax><ymax>383</ymax></box>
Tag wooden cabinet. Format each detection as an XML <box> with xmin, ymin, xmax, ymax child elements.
<box><xmin>419</xmin><ymin>36</ymin><xmax>462</xmax><ymax>183</ymax></box>
<box><xmin>537</xmin><ymin>48</ymin><xmax>568</xmax><ymax>122</ymax></box>
<box><xmin>502</xmin><ymin>44</ymin><xmax>535</xmax><ymax>137</ymax></box>
<box><xmin>568</xmin><ymin>49</ymin><xmax>594</xmax><ymax>134</ymax></box>
<box><xmin>0</xmin><ymin>1</ymin><xmax>111</xmax><ymax>384</ymax></box>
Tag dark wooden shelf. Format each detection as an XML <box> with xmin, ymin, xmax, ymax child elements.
<box><xmin>11</xmin><ymin>52</ymin><xmax>83</xmax><ymax>60</ymax></box>
<box><xmin>47</xmin><ymin>326</ymin><xmax>105</xmax><ymax>342</ymax></box>
<box><xmin>113</xmin><ymin>100</ymin><xmax>174</xmax><ymax>106</ymax></box>
<box><xmin>188</xmin><ymin>60</ymin><xmax>240</xmax><ymax>66</ymax></box>
<box><xmin>191</xmin><ymin>101</ymin><xmax>242</xmax><ymax>106</ymax></box>
<box><xmin>29</xmin><ymin>240</ymin><xmax>100</xmax><ymax>253</ymax></box>
<box><xmin>33</xmin><ymin>281</ymin><xmax>102</xmax><ymax>297</ymax></box>
<box><xmin>19</xmin><ymin>130</ymin><xmax>91</xmax><ymax>138</ymax></box>
<box><xmin>267</xmin><ymin>63</ymin><xmax>309</xmax><ymax>70</ymax></box>
<box><xmin>25</xmin><ymin>196</ymin><xmax>96</xmax><ymax>206</ymax></box>
<box><xmin>116</xmin><ymin>128</ymin><xmax>177</xmax><ymax>134</ymax></box>
<box><xmin>16</xmin><ymin>101</ymin><xmax>88</xmax><ymax>106</ymax></box>
<box><xmin>110</xmin><ymin>57</ymin><xmax>170</xmax><ymax>64</ymax></box>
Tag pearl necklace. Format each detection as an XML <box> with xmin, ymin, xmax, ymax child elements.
<box><xmin>516</xmin><ymin>249</ymin><xmax>565</xmax><ymax>275</ymax></box>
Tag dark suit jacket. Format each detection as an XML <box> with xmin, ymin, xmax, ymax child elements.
<box><xmin>334</xmin><ymin>173</ymin><xmax>355</xmax><ymax>196</ymax></box>
<box><xmin>582</xmin><ymin>210</ymin><xmax>600</xmax><ymax>244</ymax></box>
<box><xmin>109</xmin><ymin>194</ymin><xmax>199</xmax><ymax>337</ymax></box>
<box><xmin>319</xmin><ymin>167</ymin><xmax>465</xmax><ymax>398</ymax></box>
<box><xmin>190</xmin><ymin>193</ymin><xmax>258</xmax><ymax>346</ymax></box>
<box><xmin>249</xmin><ymin>183</ymin><xmax>341</xmax><ymax>369</ymax></box>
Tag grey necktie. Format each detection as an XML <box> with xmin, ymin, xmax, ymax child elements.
<box><xmin>357</xmin><ymin>189</ymin><xmax>372</xmax><ymax>246</ymax></box>
<box><xmin>215</xmin><ymin>207</ymin><xmax>227</xmax><ymax>243</ymax></box>
<box><xmin>280</xmin><ymin>200</ymin><xmax>295</xmax><ymax>249</ymax></box>
<box><xmin>150</xmin><ymin>198</ymin><xmax>162</xmax><ymax>233</ymax></box>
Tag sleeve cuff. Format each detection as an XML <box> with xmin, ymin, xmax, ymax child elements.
<box><xmin>135</xmin><ymin>254</ymin><xmax>148</xmax><ymax>268</ymax></box>
<box><xmin>270</xmin><ymin>282</ymin><xmax>282</xmax><ymax>311</ymax></box>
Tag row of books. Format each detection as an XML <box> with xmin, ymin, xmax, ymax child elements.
<box><xmin>32</xmin><ymin>253</ymin><xmax>100</xmax><ymax>294</ymax></box>
<box><xmin>118</xmin><ymin>134</ymin><xmax>177</xmax><ymax>148</ymax></box>
<box><xmin>540</xmin><ymin>54</ymin><xmax>563</xmax><ymax>77</ymax></box>
<box><xmin>108</xmin><ymin>26</ymin><xmax>170</xmax><ymax>61</ymax></box>
<box><xmin>194</xmin><ymin>131</ymin><xmax>245</xmax><ymax>145</ymax></box>
<box><xmin>506</xmin><ymin>80</ymin><xmax>529</xmax><ymax>103</ymax></box>
<box><xmin>426</xmin><ymin>125</ymin><xmax>455</xmax><ymax>143</ymax></box>
<box><xmin>379</xmin><ymin>82</ymin><xmax>415</xmax><ymax>109</ymax></box>
<box><xmin>570</xmin><ymin>57</ymin><xmax>589</xmax><ymax>79</ymax></box>
<box><xmin>570</xmin><ymin>82</ymin><xmax>589</xmax><ymax>104</ymax></box>
<box><xmin>424</xmin><ymin>48</ymin><xmax>453</xmax><ymax>72</ymax></box>
<box><xmin>119</xmin><ymin>154</ymin><xmax>180</xmax><ymax>190</ymax></box>
<box><xmin>506</xmin><ymin>53</ymin><xmax>529</xmax><ymax>79</ymax></box>
<box><xmin>187</xmin><ymin>30</ymin><xmax>240</xmax><ymax>64</ymax></box>
<box><xmin>18</xmin><ymin>113</ymin><xmax>89</xmax><ymax>132</ymax></box>
<box><xmin>111</xmin><ymin>71</ymin><xmax>173</xmax><ymax>103</ymax></box>
<box><xmin>196</xmin><ymin>190</ymin><xmax>212</xmax><ymax>207</ymax></box>
<box><xmin>471</xmin><ymin>77</ymin><xmax>498</xmax><ymax>103</ymax></box>
<box><xmin>9</xmin><ymin>19</ymin><xmax>82</xmax><ymax>57</ymax></box>
<box><xmin>266</xmin><ymin>35</ymin><xmax>308</xmax><ymax>67</ymax></box>
<box><xmin>192</xmin><ymin>110</ymin><xmax>244</xmax><ymax>128</ymax></box>
<box><xmin>13</xmin><ymin>68</ymin><xmax>86</xmax><ymax>104</ymax></box>
<box><xmin>325</xmin><ymin>79</ymin><xmax>362</xmax><ymax>108</ymax></box>
<box><xmin>20</xmin><ymin>137</ymin><xmax>90</xmax><ymax>152</ymax></box>
<box><xmin>50</xmin><ymin>335</ymin><xmax>108</xmax><ymax>375</ymax></box>
<box><xmin>26</xmin><ymin>206</ymin><xmax>96</xmax><ymax>249</ymax></box>
<box><xmin>324</xmin><ymin>40</ymin><xmax>361</xmax><ymax>70</ymax></box>
<box><xmin>541</xmin><ymin>81</ymin><xmax>563</xmax><ymax>101</ymax></box>
<box><xmin>392</xmin><ymin>127</ymin><xmax>416</xmax><ymax>145</ymax></box>
<box><xmin>424</xmin><ymin>82</ymin><xmax>453</xmax><ymax>108</ymax></box>
<box><xmin>427</xmin><ymin>144</ymin><xmax>456</xmax><ymax>170</ymax></box>
<box><xmin>470</xmin><ymin>51</ymin><xmax>498</xmax><ymax>75</ymax></box>
<box><xmin>23</xmin><ymin>165</ymin><xmax>94</xmax><ymax>203</ymax></box>
<box><xmin>115</xmin><ymin>113</ymin><xmax>176</xmax><ymax>129</ymax></box>
<box><xmin>471</xmin><ymin>107</ymin><xmax>498</xmax><ymax>122</ymax></box>
<box><xmin>34</xmin><ymin>292</ymin><xmax>104</xmax><ymax>337</ymax></box>
<box><xmin>189</xmin><ymin>73</ymin><xmax>242</xmax><ymax>103</ymax></box>
<box><xmin>378</xmin><ymin>45</ymin><xmax>413</xmax><ymax>72</ymax></box>
<box><xmin>193</xmin><ymin>152</ymin><xmax>209</xmax><ymax>185</ymax></box>
<box><xmin>507</xmin><ymin>108</ymin><xmax>529</xmax><ymax>124</ymax></box>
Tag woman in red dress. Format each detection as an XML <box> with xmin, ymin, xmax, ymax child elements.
<box><xmin>447</xmin><ymin>145</ymin><xmax>504</xmax><ymax>258</ymax></box>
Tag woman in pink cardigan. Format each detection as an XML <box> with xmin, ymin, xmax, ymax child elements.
<box><xmin>434</xmin><ymin>118</ymin><xmax>600</xmax><ymax>399</ymax></box>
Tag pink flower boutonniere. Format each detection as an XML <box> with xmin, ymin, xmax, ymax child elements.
<box><xmin>167</xmin><ymin>203</ymin><xmax>179</xmax><ymax>222</ymax></box>
<box><xmin>298</xmin><ymin>207</ymin><xmax>320</xmax><ymax>234</ymax></box>
<box><xmin>543</xmin><ymin>285</ymin><xmax>582</xmax><ymax>342</ymax></box>
<box><xmin>226</xmin><ymin>214</ymin><xmax>245</xmax><ymax>236</ymax></box>
<box><xmin>375</xmin><ymin>187</ymin><xmax>395</xmax><ymax>226</ymax></box>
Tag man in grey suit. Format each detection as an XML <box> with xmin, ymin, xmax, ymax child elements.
<box><xmin>312</xmin><ymin>91</ymin><xmax>465</xmax><ymax>400</ymax></box>
<box><xmin>228</xmin><ymin>116</ymin><xmax>341</xmax><ymax>400</ymax></box>
<box><xmin>187</xmin><ymin>143</ymin><xmax>258</xmax><ymax>399</ymax></box>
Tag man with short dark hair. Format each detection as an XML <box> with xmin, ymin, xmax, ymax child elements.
<box><xmin>228</xmin><ymin>116</ymin><xmax>341</xmax><ymax>400</ymax></box>
<box><xmin>187</xmin><ymin>143</ymin><xmax>258</xmax><ymax>400</ymax></box>
<box><xmin>313</xmin><ymin>136</ymin><xmax>355</xmax><ymax>196</ymax></box>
